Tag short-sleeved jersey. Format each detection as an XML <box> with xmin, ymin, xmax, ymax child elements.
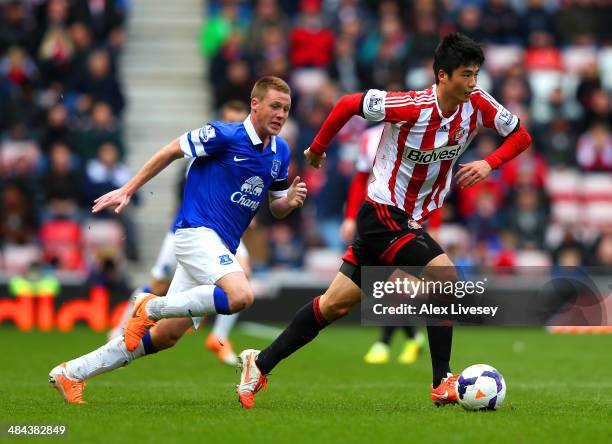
<box><xmin>360</xmin><ymin>84</ymin><xmax>519</xmax><ymax>222</ymax></box>
<box><xmin>174</xmin><ymin>115</ymin><xmax>290</xmax><ymax>253</ymax></box>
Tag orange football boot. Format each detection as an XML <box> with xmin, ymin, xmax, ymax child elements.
<box><xmin>48</xmin><ymin>363</ymin><xmax>86</xmax><ymax>404</ymax></box>
<box><xmin>236</xmin><ymin>349</ymin><xmax>268</xmax><ymax>409</ymax></box>
<box><xmin>430</xmin><ymin>373</ymin><xmax>459</xmax><ymax>406</ymax></box>
<box><xmin>205</xmin><ymin>334</ymin><xmax>238</xmax><ymax>366</ymax></box>
<box><xmin>124</xmin><ymin>293</ymin><xmax>157</xmax><ymax>352</ymax></box>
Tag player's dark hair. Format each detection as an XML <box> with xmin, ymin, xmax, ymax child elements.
<box><xmin>433</xmin><ymin>32</ymin><xmax>484</xmax><ymax>84</ymax></box>
<box><xmin>251</xmin><ymin>76</ymin><xmax>291</xmax><ymax>101</ymax></box>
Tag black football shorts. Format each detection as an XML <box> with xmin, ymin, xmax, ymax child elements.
<box><xmin>340</xmin><ymin>199</ymin><xmax>444</xmax><ymax>287</ymax></box>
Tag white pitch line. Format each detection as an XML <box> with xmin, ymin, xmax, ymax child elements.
<box><xmin>239</xmin><ymin>322</ymin><xmax>283</xmax><ymax>340</ymax></box>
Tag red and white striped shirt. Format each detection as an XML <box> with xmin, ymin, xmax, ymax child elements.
<box><xmin>355</xmin><ymin>124</ymin><xmax>385</xmax><ymax>173</ymax></box>
<box><xmin>361</xmin><ymin>84</ymin><xmax>519</xmax><ymax>222</ymax></box>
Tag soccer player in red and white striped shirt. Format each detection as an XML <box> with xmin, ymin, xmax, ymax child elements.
<box><xmin>236</xmin><ymin>33</ymin><xmax>532</xmax><ymax>409</ymax></box>
<box><xmin>341</xmin><ymin>123</ymin><xmax>426</xmax><ymax>365</ymax></box>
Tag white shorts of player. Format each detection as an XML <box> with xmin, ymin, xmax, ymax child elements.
<box><xmin>164</xmin><ymin>227</ymin><xmax>248</xmax><ymax>329</ymax></box>
<box><xmin>150</xmin><ymin>229</ymin><xmax>249</xmax><ymax>282</ymax></box>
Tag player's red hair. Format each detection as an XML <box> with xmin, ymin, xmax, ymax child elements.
<box><xmin>250</xmin><ymin>76</ymin><xmax>291</xmax><ymax>101</ymax></box>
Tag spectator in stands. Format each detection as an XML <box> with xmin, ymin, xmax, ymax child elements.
<box><xmin>246</xmin><ymin>0</ymin><xmax>288</xmax><ymax>59</ymax></box>
<box><xmin>200</xmin><ymin>1</ymin><xmax>246</xmax><ymax>59</ymax></box>
<box><xmin>39</xmin><ymin>103</ymin><xmax>75</xmax><ymax>154</ymax></box>
<box><xmin>0</xmin><ymin>46</ymin><xmax>38</xmax><ymax>89</ymax></box>
<box><xmin>328</xmin><ymin>34</ymin><xmax>364</xmax><ymax>93</ymax></box>
<box><xmin>456</xmin><ymin>5</ymin><xmax>485</xmax><ymax>43</ymax></box>
<box><xmin>201</xmin><ymin>1</ymin><xmax>248</xmax><ymax>85</ymax></box>
<box><xmin>555</xmin><ymin>245</ymin><xmax>584</xmax><ymax>267</ymax></box>
<box><xmin>519</xmin><ymin>0</ymin><xmax>557</xmax><ymax>45</ymax></box>
<box><xmin>251</xmin><ymin>24</ymin><xmax>287</xmax><ymax>79</ymax></box>
<box><xmin>535</xmin><ymin>116</ymin><xmax>578</xmax><ymax>166</ymax></box>
<box><xmin>40</xmin><ymin>141</ymin><xmax>81</xmax><ymax>220</ymax></box>
<box><xmin>405</xmin><ymin>12</ymin><xmax>438</xmax><ymax>68</ymax></box>
<box><xmin>576</xmin><ymin>62</ymin><xmax>602</xmax><ymax>114</ymax></box>
<box><xmin>268</xmin><ymin>223</ymin><xmax>303</xmax><ymax>269</ymax></box>
<box><xmin>37</xmin><ymin>19</ymin><xmax>74</xmax><ymax>86</ymax></box>
<box><xmin>33</xmin><ymin>0</ymin><xmax>72</xmax><ymax>53</ymax></box>
<box><xmin>0</xmin><ymin>181</ymin><xmax>38</xmax><ymax>245</ymax></box>
<box><xmin>214</xmin><ymin>59</ymin><xmax>252</xmax><ymax>109</ymax></box>
<box><xmin>592</xmin><ymin>226</ymin><xmax>612</xmax><ymax>266</ymax></box>
<box><xmin>496</xmin><ymin>74</ymin><xmax>531</xmax><ymax>112</ymax></box>
<box><xmin>289</xmin><ymin>0</ymin><xmax>334</xmax><ymax>68</ymax></box>
<box><xmin>73</xmin><ymin>48</ymin><xmax>125</xmax><ymax>115</ymax></box>
<box><xmin>505</xmin><ymin>186</ymin><xmax>549</xmax><ymax>249</ymax></box>
<box><xmin>0</xmin><ymin>0</ymin><xmax>37</xmax><ymax>56</ymax></box>
<box><xmin>0</xmin><ymin>122</ymin><xmax>40</xmax><ymax>181</ymax></box>
<box><xmin>481</xmin><ymin>0</ymin><xmax>521</xmax><ymax>44</ymax></box>
<box><xmin>71</xmin><ymin>0</ymin><xmax>126</xmax><ymax>51</ymax></box>
<box><xmin>524</xmin><ymin>30</ymin><xmax>562</xmax><ymax>71</ymax></box>
<box><xmin>576</xmin><ymin>122</ymin><xmax>612</xmax><ymax>172</ymax></box>
<box><xmin>68</xmin><ymin>22</ymin><xmax>95</xmax><ymax>85</ymax></box>
<box><xmin>500</xmin><ymin>148</ymin><xmax>548</xmax><ymax>189</ymax></box>
<box><xmin>467</xmin><ymin>189</ymin><xmax>504</xmax><ymax>246</ymax></box>
<box><xmin>82</xmin><ymin>142</ymin><xmax>139</xmax><ymax>260</ymax></box>
<box><xmin>580</xmin><ymin>89</ymin><xmax>612</xmax><ymax>131</ymax></box>
<box><xmin>75</xmin><ymin>101</ymin><xmax>125</xmax><ymax>161</ymax></box>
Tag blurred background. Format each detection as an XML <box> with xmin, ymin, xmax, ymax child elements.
<box><xmin>1</xmin><ymin>0</ymin><xmax>612</xmax><ymax>320</ymax></box>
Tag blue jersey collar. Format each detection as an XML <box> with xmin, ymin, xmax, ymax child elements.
<box><xmin>244</xmin><ymin>115</ymin><xmax>276</xmax><ymax>153</ymax></box>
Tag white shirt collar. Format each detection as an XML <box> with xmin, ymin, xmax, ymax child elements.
<box><xmin>243</xmin><ymin>114</ymin><xmax>276</xmax><ymax>152</ymax></box>
<box><xmin>244</xmin><ymin>114</ymin><xmax>262</xmax><ymax>145</ymax></box>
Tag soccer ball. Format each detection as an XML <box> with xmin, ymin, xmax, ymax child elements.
<box><xmin>457</xmin><ymin>364</ymin><xmax>506</xmax><ymax>411</ymax></box>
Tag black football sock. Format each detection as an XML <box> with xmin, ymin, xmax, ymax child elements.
<box><xmin>256</xmin><ymin>296</ymin><xmax>329</xmax><ymax>374</ymax></box>
<box><xmin>427</xmin><ymin>325</ymin><xmax>453</xmax><ymax>388</ymax></box>
<box><xmin>403</xmin><ymin>325</ymin><xmax>416</xmax><ymax>339</ymax></box>
<box><xmin>380</xmin><ymin>326</ymin><xmax>397</xmax><ymax>345</ymax></box>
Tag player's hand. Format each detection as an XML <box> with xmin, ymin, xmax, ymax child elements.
<box><xmin>287</xmin><ymin>176</ymin><xmax>307</xmax><ymax>208</ymax></box>
<box><xmin>340</xmin><ymin>218</ymin><xmax>357</xmax><ymax>243</ymax></box>
<box><xmin>92</xmin><ymin>187</ymin><xmax>132</xmax><ymax>214</ymax></box>
<box><xmin>455</xmin><ymin>160</ymin><xmax>492</xmax><ymax>189</ymax></box>
<box><xmin>304</xmin><ymin>148</ymin><xmax>326</xmax><ymax>169</ymax></box>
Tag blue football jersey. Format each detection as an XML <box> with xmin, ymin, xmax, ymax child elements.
<box><xmin>174</xmin><ymin>116</ymin><xmax>290</xmax><ymax>253</ymax></box>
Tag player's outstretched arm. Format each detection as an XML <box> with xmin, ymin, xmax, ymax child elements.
<box><xmin>92</xmin><ymin>138</ymin><xmax>183</xmax><ymax>214</ymax></box>
<box><xmin>268</xmin><ymin>176</ymin><xmax>307</xmax><ymax>218</ymax></box>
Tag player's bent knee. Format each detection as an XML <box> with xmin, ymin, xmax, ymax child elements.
<box><xmin>329</xmin><ymin>304</ymin><xmax>351</xmax><ymax>320</ymax></box>
<box><xmin>320</xmin><ymin>296</ymin><xmax>356</xmax><ymax>321</ymax></box>
<box><xmin>319</xmin><ymin>275</ymin><xmax>362</xmax><ymax>321</ymax></box>
<box><xmin>227</xmin><ymin>287</ymin><xmax>254</xmax><ymax>312</ymax></box>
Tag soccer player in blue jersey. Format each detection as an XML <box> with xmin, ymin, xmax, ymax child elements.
<box><xmin>108</xmin><ymin>101</ymin><xmax>252</xmax><ymax>365</ymax></box>
<box><xmin>49</xmin><ymin>77</ymin><xmax>307</xmax><ymax>403</ymax></box>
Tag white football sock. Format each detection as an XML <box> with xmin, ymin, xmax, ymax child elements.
<box><xmin>145</xmin><ymin>285</ymin><xmax>217</xmax><ymax>320</ymax></box>
<box><xmin>65</xmin><ymin>337</ymin><xmax>145</xmax><ymax>381</ymax></box>
<box><xmin>212</xmin><ymin>313</ymin><xmax>239</xmax><ymax>339</ymax></box>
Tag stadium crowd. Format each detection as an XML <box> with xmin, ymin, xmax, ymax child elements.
<box><xmin>0</xmin><ymin>0</ymin><xmax>132</xmax><ymax>282</ymax></box>
<box><xmin>201</xmin><ymin>0</ymin><xmax>612</xmax><ymax>272</ymax></box>
<box><xmin>1</xmin><ymin>0</ymin><xmax>612</xmax><ymax>284</ymax></box>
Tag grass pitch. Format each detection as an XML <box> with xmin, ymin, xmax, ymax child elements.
<box><xmin>1</xmin><ymin>324</ymin><xmax>611</xmax><ymax>444</ymax></box>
